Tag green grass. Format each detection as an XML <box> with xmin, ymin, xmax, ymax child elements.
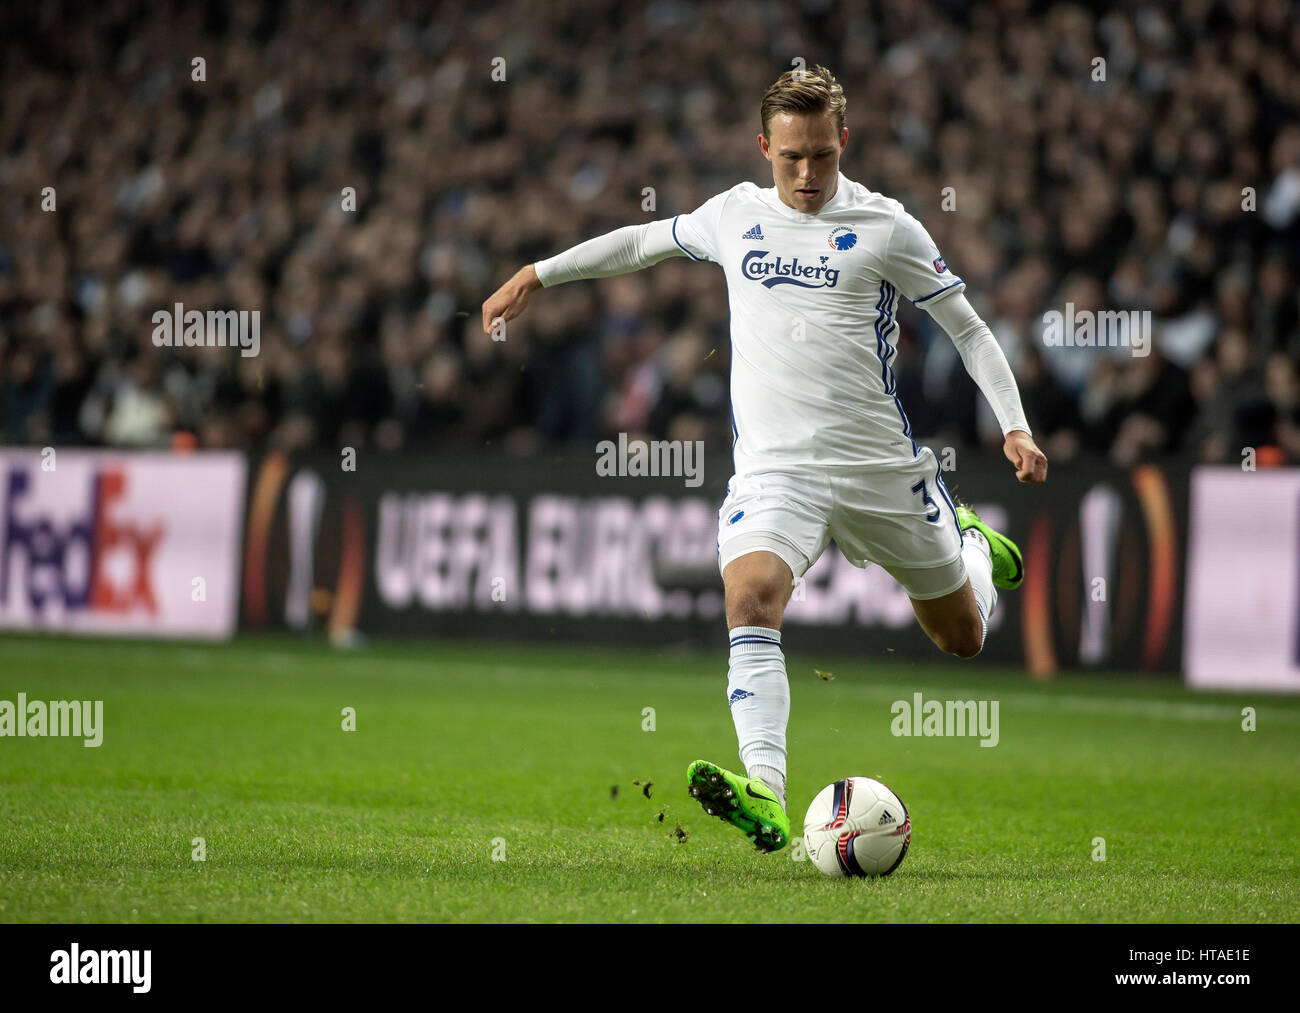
<box><xmin>0</xmin><ymin>634</ymin><xmax>1297</xmax><ymax>923</ymax></box>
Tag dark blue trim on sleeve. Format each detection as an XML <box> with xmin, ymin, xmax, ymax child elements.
<box><xmin>913</xmin><ymin>279</ymin><xmax>966</xmax><ymax>304</ymax></box>
<box><xmin>671</xmin><ymin>215</ymin><xmax>706</xmax><ymax>262</ymax></box>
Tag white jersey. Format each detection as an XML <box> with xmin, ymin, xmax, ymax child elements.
<box><xmin>533</xmin><ymin>171</ymin><xmax>1027</xmax><ymax>477</ymax></box>
<box><xmin>670</xmin><ymin>172</ymin><xmax>964</xmax><ymax>474</ymax></box>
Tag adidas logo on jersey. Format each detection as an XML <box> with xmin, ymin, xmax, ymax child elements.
<box><xmin>741</xmin><ymin>224</ymin><xmax>764</xmax><ymax>240</ymax></box>
<box><xmin>879</xmin><ymin>810</ymin><xmax>895</xmax><ymax>825</ymax></box>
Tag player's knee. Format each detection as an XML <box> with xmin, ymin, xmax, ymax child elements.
<box><xmin>726</xmin><ymin>575</ymin><xmax>789</xmax><ymax>629</ymax></box>
<box><xmin>724</xmin><ymin>553</ymin><xmax>794</xmax><ymax>629</ymax></box>
<box><xmin>935</xmin><ymin>619</ymin><xmax>984</xmax><ymax>659</ymax></box>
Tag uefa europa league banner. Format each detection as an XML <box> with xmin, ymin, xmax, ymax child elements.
<box><xmin>240</xmin><ymin>450</ymin><xmax>1189</xmax><ymax>675</ymax></box>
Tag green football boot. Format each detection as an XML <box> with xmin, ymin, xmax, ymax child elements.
<box><xmin>955</xmin><ymin>504</ymin><xmax>1024</xmax><ymax>590</ymax></box>
<box><xmin>686</xmin><ymin>759</ymin><xmax>789</xmax><ymax>853</ymax></box>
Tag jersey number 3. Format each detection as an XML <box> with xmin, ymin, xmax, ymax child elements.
<box><xmin>911</xmin><ymin>479</ymin><xmax>941</xmax><ymax>524</ymax></box>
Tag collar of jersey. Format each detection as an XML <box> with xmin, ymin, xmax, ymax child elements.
<box><xmin>764</xmin><ymin>171</ymin><xmax>851</xmax><ymax>222</ymax></box>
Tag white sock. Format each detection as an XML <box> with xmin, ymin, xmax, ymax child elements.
<box><xmin>962</xmin><ymin>529</ymin><xmax>997</xmax><ymax>654</ymax></box>
<box><xmin>727</xmin><ymin>626</ymin><xmax>788</xmax><ymax>810</ymax></box>
<box><xmin>750</xmin><ymin>764</ymin><xmax>786</xmax><ymax>810</ymax></box>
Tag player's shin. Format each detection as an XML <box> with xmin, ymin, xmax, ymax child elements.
<box><xmin>961</xmin><ymin>530</ymin><xmax>997</xmax><ymax>652</ymax></box>
<box><xmin>726</xmin><ymin>626</ymin><xmax>790</xmax><ymax>809</ymax></box>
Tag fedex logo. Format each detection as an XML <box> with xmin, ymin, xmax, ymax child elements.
<box><xmin>1</xmin><ymin>467</ymin><xmax>164</xmax><ymax>614</ymax></box>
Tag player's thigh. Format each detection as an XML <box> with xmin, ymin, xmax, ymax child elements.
<box><xmin>717</xmin><ymin>471</ymin><xmax>831</xmax><ymax>629</ymax></box>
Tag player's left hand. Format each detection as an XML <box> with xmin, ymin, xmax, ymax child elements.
<box><xmin>1004</xmin><ymin>430</ymin><xmax>1047</xmax><ymax>484</ymax></box>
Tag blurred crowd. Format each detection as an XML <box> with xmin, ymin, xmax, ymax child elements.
<box><xmin>2</xmin><ymin>0</ymin><xmax>1299</xmax><ymax>465</ymax></box>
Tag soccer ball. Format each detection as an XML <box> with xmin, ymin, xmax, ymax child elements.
<box><xmin>802</xmin><ymin>777</ymin><xmax>912</xmax><ymax>877</ymax></box>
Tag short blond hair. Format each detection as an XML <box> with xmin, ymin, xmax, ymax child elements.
<box><xmin>760</xmin><ymin>65</ymin><xmax>846</xmax><ymax>136</ymax></box>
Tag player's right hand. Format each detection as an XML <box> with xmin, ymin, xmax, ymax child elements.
<box><xmin>481</xmin><ymin>264</ymin><xmax>542</xmax><ymax>334</ymax></box>
<box><xmin>1004</xmin><ymin>429</ymin><xmax>1048</xmax><ymax>483</ymax></box>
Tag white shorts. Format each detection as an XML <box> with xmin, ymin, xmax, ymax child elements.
<box><xmin>716</xmin><ymin>446</ymin><xmax>967</xmax><ymax>601</ymax></box>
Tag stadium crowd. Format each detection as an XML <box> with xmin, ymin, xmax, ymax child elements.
<box><xmin>2</xmin><ymin>0</ymin><xmax>1299</xmax><ymax>465</ymax></box>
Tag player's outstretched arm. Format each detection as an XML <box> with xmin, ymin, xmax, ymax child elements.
<box><xmin>481</xmin><ymin>219</ymin><xmax>685</xmax><ymax>334</ymax></box>
<box><xmin>923</xmin><ymin>290</ymin><xmax>1047</xmax><ymax>484</ymax></box>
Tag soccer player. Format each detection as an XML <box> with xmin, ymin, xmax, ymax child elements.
<box><xmin>482</xmin><ymin>65</ymin><xmax>1047</xmax><ymax>853</ymax></box>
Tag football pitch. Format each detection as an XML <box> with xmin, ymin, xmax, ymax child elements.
<box><xmin>1</xmin><ymin>634</ymin><xmax>1296</xmax><ymax>924</ymax></box>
